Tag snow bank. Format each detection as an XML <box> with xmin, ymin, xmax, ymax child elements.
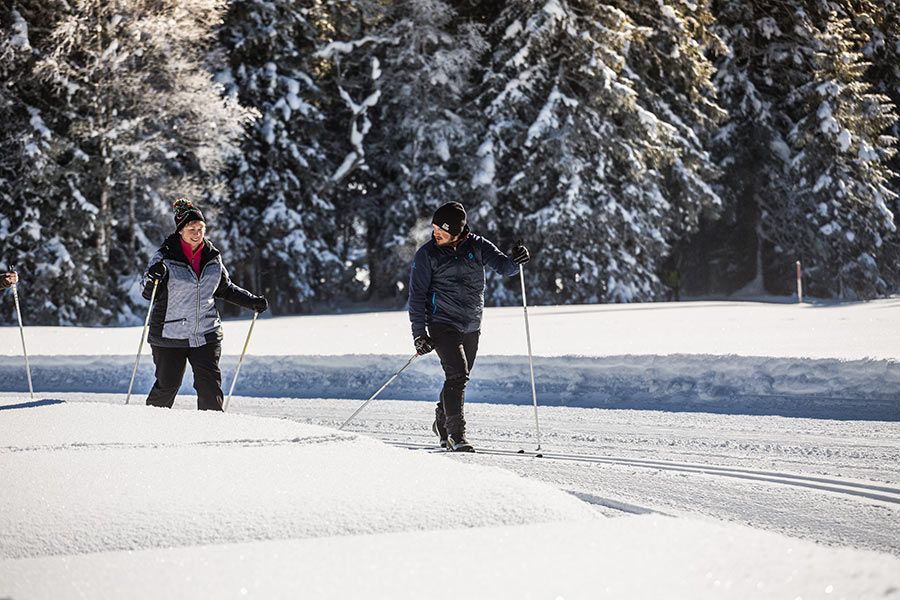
<box><xmin>1</xmin><ymin>300</ymin><xmax>897</xmax><ymax>419</ymax></box>
<box><xmin>1</xmin><ymin>352</ymin><xmax>897</xmax><ymax>420</ymax></box>
<box><xmin>0</xmin><ymin>402</ymin><xmax>597</xmax><ymax>559</ymax></box>
<box><xmin>4</xmin><ymin>514</ymin><xmax>899</xmax><ymax>600</ymax></box>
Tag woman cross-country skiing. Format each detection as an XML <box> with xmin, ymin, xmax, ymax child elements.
<box><xmin>408</xmin><ymin>202</ymin><xmax>530</xmax><ymax>451</ymax></box>
<box><xmin>142</xmin><ymin>199</ymin><xmax>268</xmax><ymax>411</ymax></box>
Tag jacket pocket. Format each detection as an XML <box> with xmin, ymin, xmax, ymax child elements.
<box><xmin>162</xmin><ymin>317</ymin><xmax>192</xmax><ymax>340</ymax></box>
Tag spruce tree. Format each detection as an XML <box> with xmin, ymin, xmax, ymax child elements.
<box><xmin>476</xmin><ymin>0</ymin><xmax>723</xmax><ymax>304</ymax></box>
<box><xmin>1</xmin><ymin>0</ymin><xmax>245</xmax><ymax>324</ymax></box>
<box><xmin>708</xmin><ymin>0</ymin><xmax>898</xmax><ymax>298</ymax></box>
<box><xmin>314</xmin><ymin>0</ymin><xmax>485</xmax><ymax>303</ymax></box>
<box><xmin>0</xmin><ymin>5</ymin><xmax>104</xmax><ymax>324</ymax></box>
<box><xmin>780</xmin><ymin>15</ymin><xmax>898</xmax><ymax>298</ymax></box>
<box><xmin>218</xmin><ymin>0</ymin><xmax>346</xmax><ymax>313</ymax></box>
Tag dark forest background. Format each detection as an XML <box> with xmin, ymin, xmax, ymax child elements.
<box><xmin>1</xmin><ymin>0</ymin><xmax>897</xmax><ymax>324</ymax></box>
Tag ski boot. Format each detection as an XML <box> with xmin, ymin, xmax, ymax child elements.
<box><xmin>446</xmin><ymin>430</ymin><xmax>474</xmax><ymax>453</ymax></box>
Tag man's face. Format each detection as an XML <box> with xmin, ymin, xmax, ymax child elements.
<box><xmin>432</xmin><ymin>224</ymin><xmax>458</xmax><ymax>247</ymax></box>
<box><xmin>180</xmin><ymin>221</ymin><xmax>206</xmax><ymax>248</ymax></box>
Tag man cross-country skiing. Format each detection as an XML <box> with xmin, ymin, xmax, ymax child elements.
<box><xmin>408</xmin><ymin>202</ymin><xmax>530</xmax><ymax>452</ymax></box>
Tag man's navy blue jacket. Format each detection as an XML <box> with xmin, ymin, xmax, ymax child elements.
<box><xmin>408</xmin><ymin>229</ymin><xmax>519</xmax><ymax>338</ymax></box>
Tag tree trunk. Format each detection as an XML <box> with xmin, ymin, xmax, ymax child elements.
<box><xmin>128</xmin><ymin>177</ymin><xmax>136</xmax><ymax>255</ymax></box>
<box><xmin>97</xmin><ymin>159</ymin><xmax>111</xmax><ymax>263</ymax></box>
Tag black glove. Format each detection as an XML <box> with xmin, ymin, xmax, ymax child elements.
<box><xmin>147</xmin><ymin>262</ymin><xmax>168</xmax><ymax>282</ymax></box>
<box><xmin>252</xmin><ymin>296</ymin><xmax>269</xmax><ymax>314</ymax></box>
<box><xmin>511</xmin><ymin>244</ymin><xmax>530</xmax><ymax>265</ymax></box>
<box><xmin>414</xmin><ymin>335</ymin><xmax>434</xmax><ymax>355</ymax></box>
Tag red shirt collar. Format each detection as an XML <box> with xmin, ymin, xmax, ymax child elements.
<box><xmin>180</xmin><ymin>237</ymin><xmax>204</xmax><ymax>256</ymax></box>
<box><xmin>180</xmin><ymin>238</ymin><xmax>205</xmax><ymax>276</ymax></box>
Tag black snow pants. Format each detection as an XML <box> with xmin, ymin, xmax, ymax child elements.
<box><xmin>429</xmin><ymin>323</ymin><xmax>480</xmax><ymax>438</ymax></box>
<box><xmin>146</xmin><ymin>342</ymin><xmax>223</xmax><ymax>411</ymax></box>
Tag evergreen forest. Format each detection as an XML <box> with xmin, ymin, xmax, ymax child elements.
<box><xmin>1</xmin><ymin>0</ymin><xmax>897</xmax><ymax>324</ymax></box>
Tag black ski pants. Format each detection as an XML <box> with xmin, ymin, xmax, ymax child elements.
<box><xmin>146</xmin><ymin>342</ymin><xmax>223</xmax><ymax>411</ymax></box>
<box><xmin>429</xmin><ymin>323</ymin><xmax>480</xmax><ymax>436</ymax></box>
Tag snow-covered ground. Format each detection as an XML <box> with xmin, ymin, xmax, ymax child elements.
<box><xmin>1</xmin><ymin>299</ymin><xmax>899</xmax><ymax>597</ymax></box>
<box><xmin>2</xmin><ymin>299</ymin><xmax>899</xmax><ymax>419</ymax></box>
<box><xmin>2</xmin><ymin>399</ymin><xmax>899</xmax><ymax>599</ymax></box>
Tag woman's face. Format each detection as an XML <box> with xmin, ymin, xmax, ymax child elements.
<box><xmin>180</xmin><ymin>220</ymin><xmax>206</xmax><ymax>249</ymax></box>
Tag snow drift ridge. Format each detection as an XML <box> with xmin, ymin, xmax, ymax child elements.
<box><xmin>1</xmin><ymin>353</ymin><xmax>897</xmax><ymax>421</ymax></box>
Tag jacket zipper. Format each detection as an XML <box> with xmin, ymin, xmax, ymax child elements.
<box><xmin>195</xmin><ymin>260</ymin><xmax>216</xmax><ymax>337</ymax></box>
<box><xmin>195</xmin><ymin>265</ymin><xmax>202</xmax><ymax>337</ymax></box>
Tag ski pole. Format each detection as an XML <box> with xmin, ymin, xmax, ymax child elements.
<box><xmin>10</xmin><ymin>272</ymin><xmax>34</xmax><ymax>400</ymax></box>
<box><xmin>339</xmin><ymin>353</ymin><xmax>419</xmax><ymax>430</ymax></box>
<box><xmin>125</xmin><ymin>279</ymin><xmax>159</xmax><ymax>405</ymax></box>
<box><xmin>222</xmin><ymin>311</ymin><xmax>258</xmax><ymax>412</ymax></box>
<box><xmin>519</xmin><ymin>264</ymin><xmax>542</xmax><ymax>450</ymax></box>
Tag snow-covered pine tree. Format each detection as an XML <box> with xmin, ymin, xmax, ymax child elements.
<box><xmin>616</xmin><ymin>0</ymin><xmax>725</xmax><ymax>228</ymax></box>
<box><xmin>475</xmin><ymin>0</ymin><xmax>723</xmax><ymax>304</ymax></box>
<box><xmin>612</xmin><ymin>0</ymin><xmax>727</xmax><ymax>296</ymax></box>
<box><xmin>709</xmin><ymin>0</ymin><xmax>898</xmax><ymax>298</ymax></box>
<box><xmin>779</xmin><ymin>14</ymin><xmax>898</xmax><ymax>298</ymax></box>
<box><xmin>0</xmin><ymin>5</ymin><xmax>107</xmax><ymax>325</ymax></box>
<box><xmin>218</xmin><ymin>0</ymin><xmax>347</xmax><ymax>313</ymax></box>
<box><xmin>700</xmin><ymin>0</ymin><xmax>804</xmax><ymax>295</ymax></box>
<box><xmin>342</xmin><ymin>0</ymin><xmax>486</xmax><ymax>302</ymax></box>
<box><xmin>2</xmin><ymin>0</ymin><xmax>244</xmax><ymax>325</ymax></box>
<box><xmin>857</xmin><ymin>0</ymin><xmax>900</xmax><ymax>230</ymax></box>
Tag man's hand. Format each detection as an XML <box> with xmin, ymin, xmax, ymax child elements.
<box><xmin>511</xmin><ymin>244</ymin><xmax>530</xmax><ymax>265</ymax></box>
<box><xmin>414</xmin><ymin>335</ymin><xmax>435</xmax><ymax>355</ymax></box>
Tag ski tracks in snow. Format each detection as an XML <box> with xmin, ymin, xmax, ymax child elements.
<box><xmin>382</xmin><ymin>439</ymin><xmax>900</xmax><ymax>508</ymax></box>
<box><xmin>1</xmin><ymin>433</ymin><xmax>355</xmax><ymax>455</ymax></box>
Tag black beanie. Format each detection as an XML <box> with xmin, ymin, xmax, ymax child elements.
<box><xmin>432</xmin><ymin>202</ymin><xmax>466</xmax><ymax>236</ymax></box>
<box><xmin>173</xmin><ymin>198</ymin><xmax>205</xmax><ymax>232</ymax></box>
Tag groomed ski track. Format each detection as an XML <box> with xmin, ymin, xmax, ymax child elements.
<box><xmin>380</xmin><ymin>438</ymin><xmax>900</xmax><ymax>507</ymax></box>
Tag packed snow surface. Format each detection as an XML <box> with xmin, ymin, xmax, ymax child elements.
<box><xmin>0</xmin><ymin>402</ymin><xmax>595</xmax><ymax>559</ymax></box>
<box><xmin>6</xmin><ymin>518</ymin><xmax>900</xmax><ymax>600</ymax></box>
<box><xmin>2</xmin><ymin>399</ymin><xmax>899</xmax><ymax>600</ymax></box>
<box><xmin>3</xmin><ymin>299</ymin><xmax>897</xmax><ymax>359</ymax></box>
